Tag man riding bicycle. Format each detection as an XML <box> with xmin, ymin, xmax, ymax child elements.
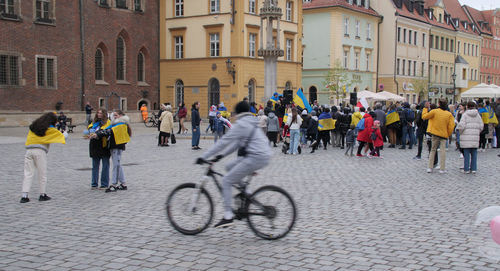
<box><xmin>197</xmin><ymin>101</ymin><xmax>272</xmax><ymax>228</ymax></box>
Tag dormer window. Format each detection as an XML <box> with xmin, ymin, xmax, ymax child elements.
<box><xmin>464</xmin><ymin>22</ymin><xmax>467</xmax><ymax>30</ymax></box>
<box><xmin>454</xmin><ymin>19</ymin><xmax>459</xmax><ymax>27</ymax></box>
<box><xmin>429</xmin><ymin>10</ymin><xmax>433</xmax><ymax>20</ymax></box>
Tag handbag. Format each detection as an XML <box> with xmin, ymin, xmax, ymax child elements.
<box><xmin>237</xmin><ymin>126</ymin><xmax>256</xmax><ymax>157</ymax></box>
<box><xmin>170</xmin><ymin>130</ymin><xmax>176</xmax><ymax>144</ymax></box>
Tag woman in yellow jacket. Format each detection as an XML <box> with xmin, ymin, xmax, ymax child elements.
<box><xmin>422</xmin><ymin>99</ymin><xmax>455</xmax><ymax>173</ymax></box>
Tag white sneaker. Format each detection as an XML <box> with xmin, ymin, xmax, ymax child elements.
<box><xmin>459</xmin><ymin>153</ymin><xmax>464</xmax><ymax>159</ymax></box>
<box><xmin>463</xmin><ymin>170</ymin><xmax>470</xmax><ymax>174</ymax></box>
<box><xmin>426</xmin><ymin>168</ymin><xmax>432</xmax><ymax>173</ymax></box>
<box><xmin>471</xmin><ymin>171</ymin><xmax>477</xmax><ymax>174</ymax></box>
<box><xmin>439</xmin><ymin>170</ymin><xmax>447</xmax><ymax>174</ymax></box>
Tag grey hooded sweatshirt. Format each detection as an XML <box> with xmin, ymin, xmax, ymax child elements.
<box><xmin>266</xmin><ymin>112</ymin><xmax>280</xmax><ymax>132</ymax></box>
<box><xmin>201</xmin><ymin>113</ymin><xmax>272</xmax><ymax>160</ymax></box>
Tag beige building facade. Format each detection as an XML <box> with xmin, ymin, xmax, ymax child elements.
<box><xmin>160</xmin><ymin>0</ymin><xmax>302</xmax><ymax>116</ymax></box>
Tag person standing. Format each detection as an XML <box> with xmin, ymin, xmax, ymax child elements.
<box><xmin>177</xmin><ymin>103</ymin><xmax>188</xmax><ymax>134</ymax></box>
<box><xmin>159</xmin><ymin>105</ymin><xmax>174</xmax><ymax>146</ymax></box>
<box><xmin>88</xmin><ymin>109</ymin><xmax>111</xmax><ymax>190</ymax></box>
<box><xmin>92</xmin><ymin>110</ymin><xmax>132</xmax><ymax>192</ymax></box>
<box><xmin>300</xmin><ymin>110</ymin><xmax>310</xmax><ymax>148</ymax></box>
<box><xmin>414</xmin><ymin>101</ymin><xmax>427</xmax><ymax>160</ymax></box>
<box><xmin>422</xmin><ymin>99</ymin><xmax>455</xmax><ymax>173</ymax></box>
<box><xmin>495</xmin><ymin>98</ymin><xmax>500</xmax><ymax>148</ymax></box>
<box><xmin>257</xmin><ymin>110</ymin><xmax>268</xmax><ymax>134</ymax></box>
<box><xmin>266</xmin><ymin>111</ymin><xmax>280</xmax><ymax>147</ymax></box>
<box><xmin>191</xmin><ymin>102</ymin><xmax>201</xmax><ymax>150</ymax></box>
<box><xmin>213</xmin><ymin>111</ymin><xmax>231</xmax><ymax>142</ymax></box>
<box><xmin>85</xmin><ymin>102</ymin><xmax>93</xmax><ymax>125</ymax></box>
<box><xmin>356</xmin><ymin>112</ymin><xmax>374</xmax><ymax>157</ymax></box>
<box><xmin>140</xmin><ymin>103</ymin><xmax>148</xmax><ymax>122</ymax></box>
<box><xmin>21</xmin><ymin>112</ymin><xmax>67</xmax><ymax>203</ymax></box>
<box><xmin>457</xmin><ymin>102</ymin><xmax>483</xmax><ymax>174</ymax></box>
<box><xmin>286</xmin><ymin>107</ymin><xmax>302</xmax><ymax>155</ymax></box>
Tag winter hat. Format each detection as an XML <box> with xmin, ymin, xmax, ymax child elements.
<box><xmin>235</xmin><ymin>101</ymin><xmax>250</xmax><ymax>114</ymax></box>
<box><xmin>302</xmin><ymin>110</ymin><xmax>308</xmax><ymax>115</ymax></box>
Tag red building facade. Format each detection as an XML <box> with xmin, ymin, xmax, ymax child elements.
<box><xmin>0</xmin><ymin>0</ymin><xmax>158</xmax><ymax>112</ymax></box>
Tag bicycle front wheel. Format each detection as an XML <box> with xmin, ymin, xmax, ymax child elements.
<box><xmin>144</xmin><ymin>117</ymin><xmax>155</xmax><ymax>127</ymax></box>
<box><xmin>246</xmin><ymin>185</ymin><xmax>297</xmax><ymax>240</ymax></box>
<box><xmin>166</xmin><ymin>183</ymin><xmax>214</xmax><ymax>235</ymax></box>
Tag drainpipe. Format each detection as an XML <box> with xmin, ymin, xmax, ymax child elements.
<box><xmin>157</xmin><ymin>0</ymin><xmax>160</xmax><ymax>109</ymax></box>
<box><xmin>79</xmin><ymin>0</ymin><xmax>85</xmax><ymax>111</ymax></box>
<box><xmin>428</xmin><ymin>28</ymin><xmax>431</xmax><ymax>101</ymax></box>
<box><xmin>376</xmin><ymin>15</ymin><xmax>383</xmax><ymax>92</ymax></box>
<box><xmin>394</xmin><ymin>18</ymin><xmax>399</xmax><ymax>96</ymax></box>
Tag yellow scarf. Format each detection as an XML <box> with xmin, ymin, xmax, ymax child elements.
<box><xmin>88</xmin><ymin>120</ymin><xmax>111</xmax><ymax>147</ymax></box>
<box><xmin>25</xmin><ymin>127</ymin><xmax>65</xmax><ymax>146</ymax></box>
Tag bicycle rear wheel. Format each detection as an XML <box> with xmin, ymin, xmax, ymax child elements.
<box><xmin>166</xmin><ymin>183</ymin><xmax>214</xmax><ymax>235</ymax></box>
<box><xmin>144</xmin><ymin>117</ymin><xmax>155</xmax><ymax>127</ymax></box>
<box><xmin>246</xmin><ymin>185</ymin><xmax>296</xmax><ymax>240</ymax></box>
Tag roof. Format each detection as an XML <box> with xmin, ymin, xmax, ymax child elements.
<box><xmin>303</xmin><ymin>0</ymin><xmax>381</xmax><ymax>17</ymax></box>
<box><xmin>463</xmin><ymin>5</ymin><xmax>492</xmax><ymax>35</ymax></box>
<box><xmin>455</xmin><ymin>55</ymin><xmax>469</xmax><ymax>64</ymax></box>
<box><xmin>394</xmin><ymin>0</ymin><xmax>431</xmax><ymax>25</ymax></box>
<box><xmin>440</xmin><ymin>0</ymin><xmax>479</xmax><ymax>35</ymax></box>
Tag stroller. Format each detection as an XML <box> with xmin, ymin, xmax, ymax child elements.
<box><xmin>281</xmin><ymin>125</ymin><xmax>302</xmax><ymax>154</ymax></box>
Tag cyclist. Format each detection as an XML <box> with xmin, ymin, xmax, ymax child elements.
<box><xmin>196</xmin><ymin>101</ymin><xmax>272</xmax><ymax>228</ymax></box>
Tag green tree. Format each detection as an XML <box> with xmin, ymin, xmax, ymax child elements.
<box><xmin>323</xmin><ymin>60</ymin><xmax>352</xmax><ymax>102</ymax></box>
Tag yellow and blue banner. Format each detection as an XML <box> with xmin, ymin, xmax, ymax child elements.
<box><xmin>26</xmin><ymin>127</ymin><xmax>66</xmax><ymax>146</ymax></box>
<box><xmin>487</xmin><ymin>105</ymin><xmax>498</xmax><ymax>125</ymax></box>
<box><xmin>293</xmin><ymin>88</ymin><xmax>313</xmax><ymax>112</ymax></box>
<box><xmin>386</xmin><ymin>110</ymin><xmax>400</xmax><ymax>126</ymax></box>
<box><xmin>318</xmin><ymin>113</ymin><xmax>335</xmax><ymax>131</ymax></box>
<box><xmin>110</xmin><ymin>122</ymin><xmax>130</xmax><ymax>145</ymax></box>
<box><xmin>479</xmin><ymin>107</ymin><xmax>489</xmax><ymax>124</ymax></box>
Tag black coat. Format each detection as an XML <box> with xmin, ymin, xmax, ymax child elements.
<box><xmin>191</xmin><ymin>109</ymin><xmax>201</xmax><ymax>127</ymax></box>
<box><xmin>89</xmin><ymin>138</ymin><xmax>110</xmax><ymax>158</ymax></box>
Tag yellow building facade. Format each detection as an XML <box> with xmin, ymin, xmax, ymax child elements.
<box><xmin>160</xmin><ymin>0</ymin><xmax>302</xmax><ymax>116</ymax></box>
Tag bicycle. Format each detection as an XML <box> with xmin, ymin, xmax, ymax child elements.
<box><xmin>144</xmin><ymin>113</ymin><xmax>159</xmax><ymax>128</ymax></box>
<box><xmin>166</xmin><ymin>158</ymin><xmax>297</xmax><ymax>240</ymax></box>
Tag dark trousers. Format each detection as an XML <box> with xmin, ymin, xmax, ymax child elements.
<box><xmin>357</xmin><ymin>141</ymin><xmax>374</xmax><ymax>155</ymax></box>
<box><xmin>427</xmin><ymin>139</ymin><xmax>438</xmax><ymax>166</ymax></box>
<box><xmin>370</xmin><ymin>146</ymin><xmax>381</xmax><ymax>156</ymax></box>
<box><xmin>319</xmin><ymin>131</ymin><xmax>330</xmax><ymax>149</ymax></box>
<box><xmin>496</xmin><ymin>126</ymin><xmax>500</xmax><ymax>148</ymax></box>
<box><xmin>416</xmin><ymin>131</ymin><xmax>424</xmax><ymax>157</ymax></box>
<box><xmin>267</xmin><ymin>131</ymin><xmax>278</xmax><ymax>145</ymax></box>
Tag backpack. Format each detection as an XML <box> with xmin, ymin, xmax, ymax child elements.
<box><xmin>371</xmin><ymin>130</ymin><xmax>377</xmax><ymax>141</ymax></box>
<box><xmin>407</xmin><ymin>109</ymin><xmax>415</xmax><ymax>123</ymax></box>
<box><xmin>356</xmin><ymin>118</ymin><xmax>365</xmax><ymax>131</ymax></box>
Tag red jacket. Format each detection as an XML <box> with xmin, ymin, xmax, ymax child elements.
<box><xmin>372</xmin><ymin>128</ymin><xmax>383</xmax><ymax>147</ymax></box>
<box><xmin>357</xmin><ymin>114</ymin><xmax>374</xmax><ymax>143</ymax></box>
<box><xmin>178</xmin><ymin>107</ymin><xmax>187</xmax><ymax>118</ymax></box>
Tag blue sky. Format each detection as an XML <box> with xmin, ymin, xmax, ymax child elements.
<box><xmin>459</xmin><ymin>0</ymin><xmax>499</xmax><ymax>10</ymax></box>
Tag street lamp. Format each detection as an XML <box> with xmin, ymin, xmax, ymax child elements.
<box><xmin>451</xmin><ymin>73</ymin><xmax>456</xmax><ymax>104</ymax></box>
<box><xmin>225</xmin><ymin>58</ymin><xmax>236</xmax><ymax>84</ymax></box>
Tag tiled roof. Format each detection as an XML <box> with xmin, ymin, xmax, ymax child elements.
<box><xmin>395</xmin><ymin>0</ymin><xmax>430</xmax><ymax>25</ymax></box>
<box><xmin>303</xmin><ymin>0</ymin><xmax>381</xmax><ymax>17</ymax></box>
<box><xmin>463</xmin><ymin>5</ymin><xmax>492</xmax><ymax>35</ymax></box>
<box><xmin>441</xmin><ymin>0</ymin><xmax>479</xmax><ymax>35</ymax></box>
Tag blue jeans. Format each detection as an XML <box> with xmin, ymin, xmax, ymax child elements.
<box><xmin>400</xmin><ymin>125</ymin><xmax>409</xmax><ymax>148</ymax></box>
<box><xmin>300</xmin><ymin>128</ymin><xmax>307</xmax><ymax>145</ymax></box>
<box><xmin>111</xmin><ymin>149</ymin><xmax>125</xmax><ymax>185</ymax></box>
<box><xmin>289</xmin><ymin>129</ymin><xmax>300</xmax><ymax>154</ymax></box>
<box><xmin>192</xmin><ymin>125</ymin><xmax>200</xmax><ymax>147</ymax></box>
<box><xmin>91</xmin><ymin>157</ymin><xmax>109</xmax><ymax>188</ymax></box>
<box><xmin>463</xmin><ymin>148</ymin><xmax>478</xmax><ymax>172</ymax></box>
<box><xmin>409</xmin><ymin>126</ymin><xmax>416</xmax><ymax>147</ymax></box>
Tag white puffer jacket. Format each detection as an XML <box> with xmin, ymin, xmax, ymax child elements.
<box><xmin>457</xmin><ymin>109</ymin><xmax>483</xmax><ymax>149</ymax></box>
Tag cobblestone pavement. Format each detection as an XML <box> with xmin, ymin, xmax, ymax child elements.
<box><xmin>1</xmin><ymin>125</ymin><xmax>500</xmax><ymax>271</ymax></box>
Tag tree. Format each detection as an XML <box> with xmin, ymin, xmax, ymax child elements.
<box><xmin>411</xmin><ymin>77</ymin><xmax>429</xmax><ymax>102</ymax></box>
<box><xmin>323</xmin><ymin>60</ymin><xmax>352</xmax><ymax>103</ymax></box>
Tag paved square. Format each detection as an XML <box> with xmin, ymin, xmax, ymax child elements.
<box><xmin>1</xmin><ymin>125</ymin><xmax>500</xmax><ymax>270</ymax></box>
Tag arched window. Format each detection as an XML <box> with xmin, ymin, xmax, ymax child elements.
<box><xmin>285</xmin><ymin>81</ymin><xmax>292</xmax><ymax>90</ymax></box>
<box><xmin>116</xmin><ymin>36</ymin><xmax>125</xmax><ymax>80</ymax></box>
<box><xmin>95</xmin><ymin>48</ymin><xmax>104</xmax><ymax>81</ymax></box>
<box><xmin>175</xmin><ymin>80</ymin><xmax>184</xmax><ymax>106</ymax></box>
<box><xmin>137</xmin><ymin>52</ymin><xmax>145</xmax><ymax>82</ymax></box>
<box><xmin>208</xmin><ymin>78</ymin><xmax>220</xmax><ymax>108</ymax></box>
<box><xmin>248</xmin><ymin>79</ymin><xmax>256</xmax><ymax>102</ymax></box>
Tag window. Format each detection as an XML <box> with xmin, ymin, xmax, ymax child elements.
<box><xmin>0</xmin><ymin>54</ymin><xmax>20</xmax><ymax>86</ymax></box>
<box><xmin>344</xmin><ymin>18</ymin><xmax>349</xmax><ymax>36</ymax></box>
<box><xmin>344</xmin><ymin>51</ymin><xmax>349</xmax><ymax>69</ymax></box>
<box><xmin>408</xmin><ymin>60</ymin><xmax>411</xmax><ymax>75</ymax></box>
<box><xmin>396</xmin><ymin>58</ymin><xmax>400</xmax><ymax>75</ymax></box>
<box><xmin>409</xmin><ymin>30</ymin><xmax>412</xmax><ymax>44</ymax></box>
<box><xmin>445</xmin><ymin>38</ymin><xmax>449</xmax><ymax>51</ymax></box>
<box><xmin>0</xmin><ymin>0</ymin><xmax>17</xmax><ymax>18</ymax></box>
<box><xmin>450</xmin><ymin>40</ymin><xmax>454</xmax><ymax>52</ymax></box>
<box><xmin>210</xmin><ymin>33</ymin><xmax>220</xmax><ymax>57</ymax></box>
<box><xmin>99</xmin><ymin>98</ymin><xmax>105</xmax><ymax>108</ymax></box>
<box><xmin>210</xmin><ymin>0</ymin><xmax>220</xmax><ymax>13</ymax></box>
<box><xmin>175</xmin><ymin>0</ymin><xmax>183</xmax><ymax>17</ymax></box>
<box><xmin>402</xmin><ymin>60</ymin><xmax>405</xmax><ymax>75</ymax></box>
<box><xmin>403</xmin><ymin>29</ymin><xmax>406</xmax><ymax>43</ymax></box>
<box><xmin>137</xmin><ymin>52</ymin><xmax>145</xmax><ymax>82</ymax></box>
<box><xmin>175</xmin><ymin>80</ymin><xmax>184</xmax><ymax>105</ymax></box>
<box><xmin>249</xmin><ymin>33</ymin><xmax>256</xmax><ymax>57</ymax></box>
<box><xmin>355</xmin><ymin>21</ymin><xmax>360</xmax><ymax>38</ymax></box>
<box><xmin>421</xmin><ymin>62</ymin><xmax>425</xmax><ymax>77</ymax></box>
<box><xmin>458</xmin><ymin>41</ymin><xmax>460</xmax><ymax>54</ymax></box>
<box><xmin>430</xmin><ymin>34</ymin><xmax>433</xmax><ymax>48</ymax></box>
<box><xmin>248</xmin><ymin>80</ymin><xmax>255</xmax><ymax>103</ymax></box>
<box><xmin>440</xmin><ymin>37</ymin><xmax>444</xmax><ymax>50</ymax></box>
<box><xmin>95</xmin><ymin>49</ymin><xmax>104</xmax><ymax>81</ymax></box>
<box><xmin>286</xmin><ymin>39</ymin><xmax>292</xmax><ymax>61</ymax></box>
<box><xmin>35</xmin><ymin>0</ymin><xmax>52</xmax><ymax>22</ymax></box>
<box><xmin>116</xmin><ymin>0</ymin><xmax>127</xmax><ymax>9</ymax></box>
<box><xmin>475</xmin><ymin>45</ymin><xmax>478</xmax><ymax>57</ymax></box>
<box><xmin>286</xmin><ymin>1</ymin><xmax>292</xmax><ymax>21</ymax></box>
<box><xmin>440</xmin><ymin>66</ymin><xmax>443</xmax><ymax>83</ymax></box>
<box><xmin>435</xmin><ymin>36</ymin><xmax>439</xmax><ymax>49</ymax></box>
<box><xmin>467</xmin><ymin>43</ymin><xmax>470</xmax><ymax>55</ymax></box>
<box><xmin>414</xmin><ymin>31</ymin><xmax>417</xmax><ymax>45</ymax></box>
<box><xmin>116</xmin><ymin>36</ymin><xmax>126</xmax><ymax>80</ymax></box>
<box><xmin>175</xmin><ymin>36</ymin><xmax>183</xmax><ymax>59</ymax></box>
<box><xmin>134</xmin><ymin>0</ymin><xmax>142</xmax><ymax>11</ymax></box>
<box><xmin>422</xmin><ymin>33</ymin><xmax>426</xmax><ymax>47</ymax></box>
<box><xmin>249</xmin><ymin>0</ymin><xmax>256</xmax><ymax>14</ymax></box>
<box><xmin>36</xmin><ymin>56</ymin><xmax>56</xmax><ymax>88</ymax></box>
<box><xmin>354</xmin><ymin>52</ymin><xmax>359</xmax><ymax>70</ymax></box>
<box><xmin>413</xmin><ymin>61</ymin><xmax>416</xmax><ymax>76</ymax></box>
<box><xmin>397</xmin><ymin>27</ymin><xmax>401</xmax><ymax>42</ymax></box>
<box><xmin>366</xmin><ymin>23</ymin><xmax>371</xmax><ymax>40</ymax></box>
<box><xmin>366</xmin><ymin>53</ymin><xmax>370</xmax><ymax>71</ymax></box>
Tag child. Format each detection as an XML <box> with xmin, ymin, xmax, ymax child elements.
<box><xmin>213</xmin><ymin>111</ymin><xmax>231</xmax><ymax>142</ymax></box>
<box><xmin>21</xmin><ymin>112</ymin><xmax>67</xmax><ymax>203</ymax></box>
<box><xmin>370</xmin><ymin>120</ymin><xmax>384</xmax><ymax>158</ymax></box>
<box><xmin>206</xmin><ymin>105</ymin><xmax>217</xmax><ymax>133</ymax></box>
<box><xmin>92</xmin><ymin>110</ymin><xmax>132</xmax><ymax>192</ymax></box>
<box><xmin>344</xmin><ymin>125</ymin><xmax>356</xmax><ymax>156</ymax></box>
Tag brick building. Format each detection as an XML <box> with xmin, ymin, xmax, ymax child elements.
<box><xmin>0</xmin><ymin>0</ymin><xmax>158</xmax><ymax>112</ymax></box>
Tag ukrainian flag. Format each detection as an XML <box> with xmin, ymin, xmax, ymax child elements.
<box><xmin>318</xmin><ymin>113</ymin><xmax>335</xmax><ymax>131</ymax></box>
<box><xmin>283</xmin><ymin>112</ymin><xmax>288</xmax><ymax>124</ymax></box>
<box><xmin>26</xmin><ymin>127</ymin><xmax>66</xmax><ymax>146</ymax></box>
<box><xmin>293</xmin><ymin>88</ymin><xmax>313</xmax><ymax>112</ymax></box>
<box><xmin>386</xmin><ymin>110</ymin><xmax>400</xmax><ymax>126</ymax></box>
<box><xmin>110</xmin><ymin>122</ymin><xmax>131</xmax><ymax>145</ymax></box>
<box><xmin>479</xmin><ymin>107</ymin><xmax>489</xmax><ymax>124</ymax></box>
<box><xmin>487</xmin><ymin>105</ymin><xmax>498</xmax><ymax>125</ymax></box>
<box><xmin>218</xmin><ymin>106</ymin><xmax>230</xmax><ymax>118</ymax></box>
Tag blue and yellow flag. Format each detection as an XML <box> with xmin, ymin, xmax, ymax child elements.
<box><xmin>293</xmin><ymin>88</ymin><xmax>313</xmax><ymax>112</ymax></box>
<box><xmin>25</xmin><ymin>127</ymin><xmax>66</xmax><ymax>146</ymax></box>
<box><xmin>487</xmin><ymin>105</ymin><xmax>498</xmax><ymax>125</ymax></box>
<box><xmin>318</xmin><ymin>112</ymin><xmax>335</xmax><ymax>131</ymax></box>
<box><xmin>386</xmin><ymin>110</ymin><xmax>400</xmax><ymax>126</ymax></box>
<box><xmin>479</xmin><ymin>107</ymin><xmax>489</xmax><ymax>124</ymax></box>
<box><xmin>283</xmin><ymin>112</ymin><xmax>288</xmax><ymax>124</ymax></box>
<box><xmin>88</xmin><ymin>120</ymin><xmax>111</xmax><ymax>147</ymax></box>
<box><xmin>110</xmin><ymin>122</ymin><xmax>130</xmax><ymax>145</ymax></box>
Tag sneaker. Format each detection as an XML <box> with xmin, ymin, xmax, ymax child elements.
<box><xmin>20</xmin><ymin>197</ymin><xmax>30</xmax><ymax>203</ymax></box>
<box><xmin>460</xmin><ymin>153</ymin><xmax>464</xmax><ymax>159</ymax></box>
<box><xmin>91</xmin><ymin>186</ymin><xmax>98</xmax><ymax>190</ymax></box>
<box><xmin>426</xmin><ymin>168</ymin><xmax>432</xmax><ymax>173</ymax></box>
<box><xmin>367</xmin><ymin>154</ymin><xmax>373</xmax><ymax>158</ymax></box>
<box><xmin>105</xmin><ymin>186</ymin><xmax>117</xmax><ymax>193</ymax></box>
<box><xmin>117</xmin><ymin>184</ymin><xmax>127</xmax><ymax>190</ymax></box>
<box><xmin>99</xmin><ymin>186</ymin><xmax>107</xmax><ymax>190</ymax></box>
<box><xmin>463</xmin><ymin>170</ymin><xmax>470</xmax><ymax>174</ymax></box>
<box><xmin>399</xmin><ymin>147</ymin><xmax>406</xmax><ymax>150</ymax></box>
<box><xmin>471</xmin><ymin>171</ymin><xmax>477</xmax><ymax>174</ymax></box>
<box><xmin>413</xmin><ymin>156</ymin><xmax>421</xmax><ymax>160</ymax></box>
<box><xmin>356</xmin><ymin>154</ymin><xmax>364</xmax><ymax>157</ymax></box>
<box><xmin>39</xmin><ymin>194</ymin><xmax>51</xmax><ymax>201</ymax></box>
<box><xmin>439</xmin><ymin>170</ymin><xmax>447</xmax><ymax>174</ymax></box>
<box><xmin>388</xmin><ymin>144</ymin><xmax>395</xmax><ymax>148</ymax></box>
<box><xmin>213</xmin><ymin>218</ymin><xmax>234</xmax><ymax>228</ymax></box>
